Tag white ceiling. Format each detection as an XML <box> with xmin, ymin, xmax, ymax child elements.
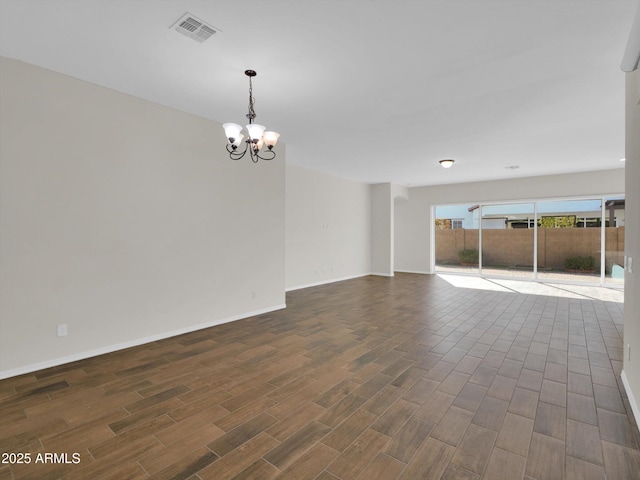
<box><xmin>0</xmin><ymin>0</ymin><xmax>636</xmax><ymax>186</ymax></box>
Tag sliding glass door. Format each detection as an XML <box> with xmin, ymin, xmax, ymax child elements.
<box><xmin>536</xmin><ymin>199</ymin><xmax>601</xmax><ymax>284</ymax></box>
<box><xmin>434</xmin><ymin>204</ymin><xmax>479</xmax><ymax>275</ymax></box>
<box><xmin>434</xmin><ymin>195</ymin><xmax>625</xmax><ymax>287</ymax></box>
<box><xmin>480</xmin><ymin>203</ymin><xmax>535</xmax><ymax>279</ymax></box>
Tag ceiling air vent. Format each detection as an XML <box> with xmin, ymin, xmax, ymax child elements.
<box><xmin>171</xmin><ymin>13</ymin><xmax>218</xmax><ymax>43</ymax></box>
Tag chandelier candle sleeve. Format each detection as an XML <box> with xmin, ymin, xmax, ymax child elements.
<box><xmin>223</xmin><ymin>123</ymin><xmax>242</xmax><ymax>144</ymax></box>
<box><xmin>246</xmin><ymin>123</ymin><xmax>266</xmax><ymax>142</ymax></box>
<box><xmin>263</xmin><ymin>131</ymin><xmax>280</xmax><ymax>149</ymax></box>
<box><xmin>223</xmin><ymin>70</ymin><xmax>279</xmax><ymax>162</ymax></box>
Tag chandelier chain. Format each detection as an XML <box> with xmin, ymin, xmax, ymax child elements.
<box><xmin>246</xmin><ymin>76</ymin><xmax>256</xmax><ymax>122</ymax></box>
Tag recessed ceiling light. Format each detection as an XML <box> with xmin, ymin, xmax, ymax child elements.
<box><xmin>439</xmin><ymin>159</ymin><xmax>455</xmax><ymax>168</ymax></box>
<box><xmin>620</xmin><ymin>158</ymin><xmax>626</xmax><ymax>162</ymax></box>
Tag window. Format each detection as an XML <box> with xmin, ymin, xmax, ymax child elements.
<box><xmin>434</xmin><ymin>196</ymin><xmax>625</xmax><ymax>287</ymax></box>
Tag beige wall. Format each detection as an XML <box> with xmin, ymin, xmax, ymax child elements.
<box><xmin>370</xmin><ymin>183</ymin><xmax>409</xmax><ymax>276</ymax></box>
<box><xmin>371</xmin><ymin>183</ymin><xmax>393</xmax><ymax>275</ymax></box>
<box><xmin>0</xmin><ymin>57</ymin><xmax>286</xmax><ymax>378</ymax></box>
<box><xmin>623</xmin><ymin>68</ymin><xmax>640</xmax><ymax>422</ymax></box>
<box><xmin>285</xmin><ymin>165</ymin><xmax>370</xmax><ymax>290</ymax></box>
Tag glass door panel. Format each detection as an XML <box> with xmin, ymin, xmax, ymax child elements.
<box><xmin>434</xmin><ymin>204</ymin><xmax>479</xmax><ymax>275</ymax></box>
<box><xmin>481</xmin><ymin>203</ymin><xmax>535</xmax><ymax>279</ymax></box>
<box><xmin>536</xmin><ymin>199</ymin><xmax>601</xmax><ymax>284</ymax></box>
<box><xmin>604</xmin><ymin>197</ymin><xmax>625</xmax><ymax>287</ymax></box>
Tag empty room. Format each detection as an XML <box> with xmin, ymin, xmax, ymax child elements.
<box><xmin>1</xmin><ymin>1</ymin><xmax>640</xmax><ymax>479</ymax></box>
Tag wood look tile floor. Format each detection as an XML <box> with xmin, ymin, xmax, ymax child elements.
<box><xmin>1</xmin><ymin>273</ymin><xmax>639</xmax><ymax>480</ymax></box>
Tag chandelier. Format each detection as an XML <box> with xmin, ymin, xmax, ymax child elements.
<box><xmin>223</xmin><ymin>70</ymin><xmax>280</xmax><ymax>162</ymax></box>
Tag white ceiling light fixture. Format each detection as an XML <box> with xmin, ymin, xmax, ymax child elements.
<box><xmin>223</xmin><ymin>70</ymin><xmax>280</xmax><ymax>163</ymax></box>
<box><xmin>439</xmin><ymin>159</ymin><xmax>455</xmax><ymax>168</ymax></box>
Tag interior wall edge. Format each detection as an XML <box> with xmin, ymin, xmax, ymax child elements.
<box><xmin>621</xmin><ymin>370</ymin><xmax>640</xmax><ymax>427</ymax></box>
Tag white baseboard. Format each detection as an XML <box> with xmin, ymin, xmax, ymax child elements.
<box><xmin>621</xmin><ymin>370</ymin><xmax>640</xmax><ymax>428</ymax></box>
<box><xmin>286</xmin><ymin>273</ymin><xmax>371</xmax><ymax>292</ymax></box>
<box><xmin>394</xmin><ymin>270</ymin><xmax>432</xmax><ymax>275</ymax></box>
<box><xmin>286</xmin><ymin>271</ymin><xmax>433</xmax><ymax>291</ymax></box>
<box><xmin>0</xmin><ymin>304</ymin><xmax>286</xmax><ymax>380</ymax></box>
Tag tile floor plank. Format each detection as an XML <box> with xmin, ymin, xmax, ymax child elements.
<box><xmin>483</xmin><ymin>447</ymin><xmax>526</xmax><ymax>480</ymax></box>
<box><xmin>450</xmin><ymin>423</ymin><xmax>497</xmax><ymax>474</ymax></box>
<box><xmin>273</xmin><ymin>443</ymin><xmax>339</xmax><ymax>480</ymax></box>
<box><xmin>385</xmin><ymin>415</ymin><xmax>435</xmax><ymax>463</ymax></box>
<box><xmin>263</xmin><ymin>421</ymin><xmax>331</xmax><ymax>470</ymax></box>
<box><xmin>429</xmin><ymin>406</ymin><xmax>475</xmax><ymax>447</ymax></box>
<box><xmin>566</xmin><ymin>418</ymin><xmax>604</xmax><ymax>466</ymax></box>
<box><xmin>398</xmin><ymin>437</ymin><xmax>455</xmax><ymax>480</ymax></box>
<box><xmin>495</xmin><ymin>412</ymin><xmax>534</xmax><ymax>457</ymax></box>
<box><xmin>525</xmin><ymin>432</ymin><xmax>565</xmax><ymax>480</ymax></box>
<box><xmin>325</xmin><ymin>428</ymin><xmax>390</xmax><ymax>479</ymax></box>
<box><xmin>354</xmin><ymin>453</ymin><xmax>405</xmax><ymax>480</ymax></box>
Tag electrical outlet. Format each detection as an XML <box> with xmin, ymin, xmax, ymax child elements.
<box><xmin>57</xmin><ymin>324</ymin><xmax>68</xmax><ymax>337</ymax></box>
<box><xmin>252</xmin><ymin>291</ymin><xmax>257</xmax><ymax>299</ymax></box>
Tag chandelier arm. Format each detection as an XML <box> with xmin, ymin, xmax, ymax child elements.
<box><xmin>254</xmin><ymin>150</ymin><xmax>276</xmax><ymax>161</ymax></box>
<box><xmin>248</xmin><ymin>143</ymin><xmax>260</xmax><ymax>163</ymax></box>
<box><xmin>226</xmin><ymin>142</ymin><xmax>249</xmax><ymax>161</ymax></box>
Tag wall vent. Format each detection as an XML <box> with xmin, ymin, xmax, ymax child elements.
<box><xmin>171</xmin><ymin>13</ymin><xmax>218</xmax><ymax>43</ymax></box>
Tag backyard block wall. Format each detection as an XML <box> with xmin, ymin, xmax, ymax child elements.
<box><xmin>483</xmin><ymin>229</ymin><xmax>535</xmax><ymax>268</ymax></box>
<box><xmin>435</xmin><ymin>227</ymin><xmax>624</xmax><ymax>271</ymax></box>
